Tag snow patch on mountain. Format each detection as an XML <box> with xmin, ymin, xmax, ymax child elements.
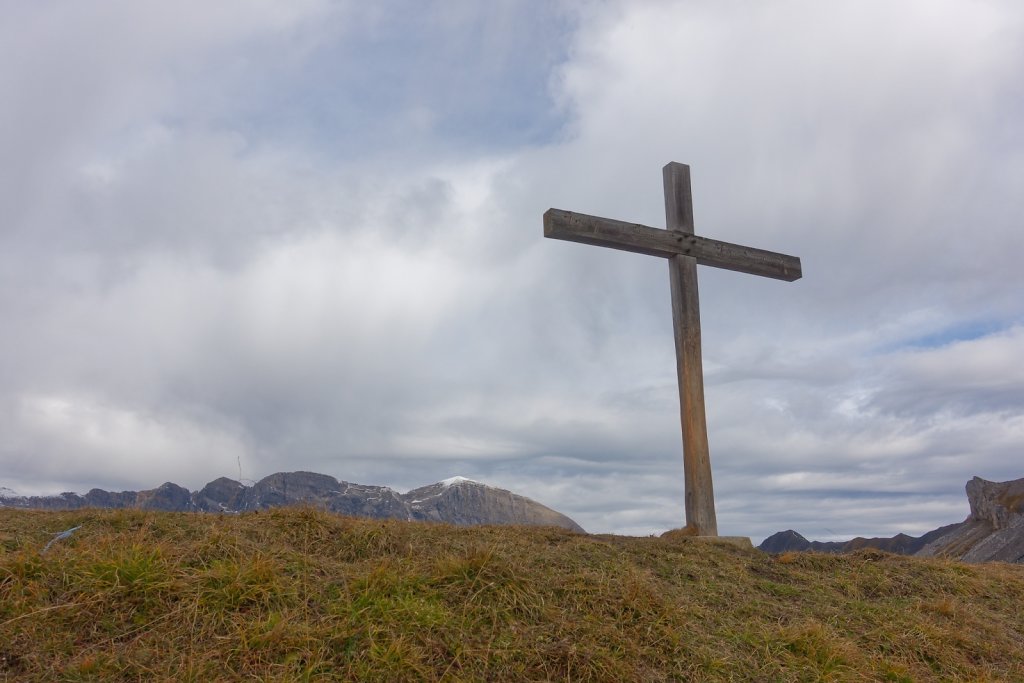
<box><xmin>440</xmin><ymin>476</ymin><xmax>478</xmax><ymax>488</ymax></box>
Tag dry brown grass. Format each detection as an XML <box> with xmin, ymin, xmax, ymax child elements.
<box><xmin>2</xmin><ymin>507</ymin><xmax>1023</xmax><ymax>681</ymax></box>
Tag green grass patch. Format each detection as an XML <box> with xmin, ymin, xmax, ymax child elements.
<box><xmin>1</xmin><ymin>507</ymin><xmax>1022</xmax><ymax>681</ymax></box>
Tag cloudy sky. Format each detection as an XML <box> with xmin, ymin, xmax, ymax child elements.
<box><xmin>2</xmin><ymin>1</ymin><xmax>1022</xmax><ymax>542</ymax></box>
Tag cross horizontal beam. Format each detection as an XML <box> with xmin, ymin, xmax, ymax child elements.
<box><xmin>544</xmin><ymin>208</ymin><xmax>802</xmax><ymax>282</ymax></box>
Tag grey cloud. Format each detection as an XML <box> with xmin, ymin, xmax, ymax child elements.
<box><xmin>2</xmin><ymin>1</ymin><xmax>1023</xmax><ymax>543</ymax></box>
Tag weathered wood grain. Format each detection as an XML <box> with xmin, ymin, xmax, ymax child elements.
<box><xmin>543</xmin><ymin>208</ymin><xmax>802</xmax><ymax>282</ymax></box>
<box><xmin>664</xmin><ymin>162</ymin><xmax>717</xmax><ymax>537</ymax></box>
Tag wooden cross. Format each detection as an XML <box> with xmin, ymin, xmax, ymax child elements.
<box><xmin>544</xmin><ymin>162</ymin><xmax>802</xmax><ymax>536</ymax></box>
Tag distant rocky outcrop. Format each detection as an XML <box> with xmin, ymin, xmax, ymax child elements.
<box><xmin>759</xmin><ymin>476</ymin><xmax>1024</xmax><ymax>564</ymax></box>
<box><xmin>0</xmin><ymin>472</ymin><xmax>584</xmax><ymax>533</ymax></box>
<box><xmin>916</xmin><ymin>477</ymin><xmax>1024</xmax><ymax>563</ymax></box>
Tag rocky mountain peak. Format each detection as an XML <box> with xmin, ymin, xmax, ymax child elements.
<box><xmin>759</xmin><ymin>530</ymin><xmax>810</xmax><ymax>553</ymax></box>
<box><xmin>135</xmin><ymin>482</ymin><xmax>193</xmax><ymax>512</ymax></box>
<box><xmin>403</xmin><ymin>477</ymin><xmax>584</xmax><ymax>532</ymax></box>
<box><xmin>194</xmin><ymin>477</ymin><xmax>247</xmax><ymax>512</ymax></box>
<box><xmin>0</xmin><ymin>471</ymin><xmax>584</xmax><ymax>533</ymax></box>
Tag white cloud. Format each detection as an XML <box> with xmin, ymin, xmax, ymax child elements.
<box><xmin>8</xmin><ymin>393</ymin><xmax>248</xmax><ymax>493</ymax></box>
<box><xmin>887</xmin><ymin>326</ymin><xmax>1024</xmax><ymax>395</ymax></box>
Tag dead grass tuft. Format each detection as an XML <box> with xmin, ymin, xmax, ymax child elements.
<box><xmin>776</xmin><ymin>550</ymin><xmax>802</xmax><ymax>565</ymax></box>
<box><xmin>659</xmin><ymin>524</ymin><xmax>699</xmax><ymax>540</ymax></box>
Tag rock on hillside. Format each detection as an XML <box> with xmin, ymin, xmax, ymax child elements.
<box><xmin>916</xmin><ymin>476</ymin><xmax>1024</xmax><ymax>563</ymax></box>
<box><xmin>0</xmin><ymin>471</ymin><xmax>584</xmax><ymax>533</ymax></box>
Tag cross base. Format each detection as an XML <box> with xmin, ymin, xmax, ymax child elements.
<box><xmin>661</xmin><ymin>527</ymin><xmax>753</xmax><ymax>550</ymax></box>
<box><xmin>693</xmin><ymin>536</ymin><xmax>754</xmax><ymax>550</ymax></box>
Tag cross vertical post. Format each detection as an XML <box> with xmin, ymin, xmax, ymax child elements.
<box><xmin>664</xmin><ymin>162</ymin><xmax>716</xmax><ymax>536</ymax></box>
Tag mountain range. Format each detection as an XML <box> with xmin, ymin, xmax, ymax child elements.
<box><xmin>0</xmin><ymin>471</ymin><xmax>585</xmax><ymax>533</ymax></box>
<box><xmin>760</xmin><ymin>475</ymin><xmax>1024</xmax><ymax>563</ymax></box>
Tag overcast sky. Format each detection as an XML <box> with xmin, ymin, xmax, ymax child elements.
<box><xmin>2</xmin><ymin>1</ymin><xmax>1022</xmax><ymax>542</ymax></box>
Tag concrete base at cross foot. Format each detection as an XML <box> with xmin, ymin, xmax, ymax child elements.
<box><xmin>660</xmin><ymin>528</ymin><xmax>754</xmax><ymax>549</ymax></box>
<box><xmin>692</xmin><ymin>536</ymin><xmax>753</xmax><ymax>549</ymax></box>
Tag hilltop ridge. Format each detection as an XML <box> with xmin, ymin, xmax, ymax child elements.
<box><xmin>1</xmin><ymin>507</ymin><xmax>1022</xmax><ymax>680</ymax></box>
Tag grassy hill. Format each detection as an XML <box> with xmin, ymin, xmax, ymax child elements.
<box><xmin>1</xmin><ymin>508</ymin><xmax>1022</xmax><ymax>681</ymax></box>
